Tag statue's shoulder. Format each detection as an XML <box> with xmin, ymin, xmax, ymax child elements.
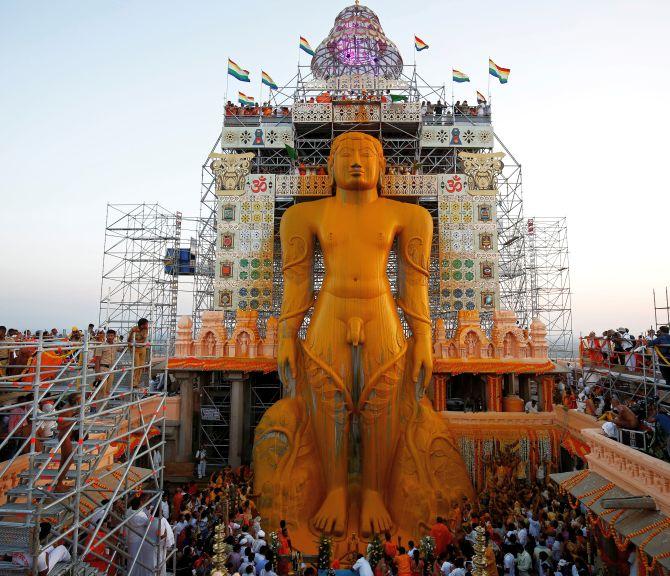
<box><xmin>382</xmin><ymin>197</ymin><xmax>431</xmax><ymax>223</ymax></box>
<box><xmin>281</xmin><ymin>198</ymin><xmax>329</xmax><ymax>230</ymax></box>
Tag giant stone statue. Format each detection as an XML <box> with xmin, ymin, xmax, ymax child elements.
<box><xmin>253</xmin><ymin>132</ymin><xmax>473</xmax><ymax>546</ymax></box>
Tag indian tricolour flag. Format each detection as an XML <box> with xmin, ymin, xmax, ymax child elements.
<box><xmin>238</xmin><ymin>92</ymin><xmax>255</xmax><ymax>106</ymax></box>
<box><xmin>489</xmin><ymin>58</ymin><xmax>510</xmax><ymax>84</ymax></box>
<box><xmin>452</xmin><ymin>69</ymin><xmax>470</xmax><ymax>83</ymax></box>
<box><xmin>299</xmin><ymin>36</ymin><xmax>315</xmax><ymax>56</ymax></box>
<box><xmin>228</xmin><ymin>58</ymin><xmax>250</xmax><ymax>82</ymax></box>
<box><xmin>414</xmin><ymin>35</ymin><xmax>429</xmax><ymax>51</ymax></box>
<box><xmin>262</xmin><ymin>71</ymin><xmax>278</xmax><ymax>90</ymax></box>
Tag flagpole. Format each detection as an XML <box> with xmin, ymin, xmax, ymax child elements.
<box><xmin>487</xmin><ymin>57</ymin><xmax>491</xmax><ymax>102</ymax></box>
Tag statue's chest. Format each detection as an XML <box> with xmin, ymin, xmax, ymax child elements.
<box><xmin>317</xmin><ymin>211</ymin><xmax>395</xmax><ymax>252</ymax></box>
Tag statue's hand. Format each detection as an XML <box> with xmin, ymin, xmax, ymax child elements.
<box><xmin>278</xmin><ymin>338</ymin><xmax>298</xmax><ymax>382</ymax></box>
<box><xmin>411</xmin><ymin>336</ymin><xmax>433</xmax><ymax>388</ymax></box>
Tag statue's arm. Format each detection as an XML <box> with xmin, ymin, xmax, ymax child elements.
<box><xmin>278</xmin><ymin>205</ymin><xmax>314</xmax><ymax>378</ymax></box>
<box><xmin>397</xmin><ymin>205</ymin><xmax>433</xmax><ymax>384</ymax></box>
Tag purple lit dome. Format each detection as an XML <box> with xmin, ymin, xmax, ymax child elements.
<box><xmin>311</xmin><ymin>3</ymin><xmax>403</xmax><ymax>80</ymax></box>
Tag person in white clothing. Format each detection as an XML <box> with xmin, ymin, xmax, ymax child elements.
<box><xmin>525</xmin><ymin>399</ymin><xmax>538</xmax><ymax>413</ymax></box>
<box><xmin>352</xmin><ymin>554</ymin><xmax>374</xmax><ymax>576</ymax></box>
<box><xmin>195</xmin><ymin>447</ymin><xmax>207</xmax><ymax>479</ymax></box>
<box><xmin>10</xmin><ymin>522</ymin><xmax>71</xmax><ymax>575</ymax></box>
<box><xmin>160</xmin><ymin>492</ymin><xmax>169</xmax><ymax>520</ymax></box>
<box><xmin>252</xmin><ymin>530</ymin><xmax>267</xmax><ymax>554</ymax></box>
<box><xmin>503</xmin><ymin>550</ymin><xmax>516</xmax><ymax>575</ymax></box>
<box><xmin>440</xmin><ymin>558</ymin><xmax>454</xmax><ymax>576</ymax></box>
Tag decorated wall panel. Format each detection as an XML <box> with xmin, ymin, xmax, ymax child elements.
<box><xmin>437</xmin><ymin>172</ymin><xmax>499</xmax><ymax>312</ymax></box>
<box><xmin>221</xmin><ymin>126</ymin><xmax>294</xmax><ymax>149</ymax></box>
<box><xmin>275</xmin><ymin>174</ymin><xmax>331</xmax><ymax>197</ymax></box>
<box><xmin>332</xmin><ymin>103</ymin><xmax>381</xmax><ymax>123</ymax></box>
<box><xmin>292</xmin><ymin>103</ymin><xmax>332</xmax><ymax>123</ymax></box>
<box><xmin>381</xmin><ymin>102</ymin><xmax>421</xmax><ymax>123</ymax></box>
<box><xmin>214</xmin><ymin>168</ymin><xmax>275</xmax><ymax>312</ymax></box>
<box><xmin>421</xmin><ymin>125</ymin><xmax>494</xmax><ymax>148</ymax></box>
<box><xmin>381</xmin><ymin>174</ymin><xmax>437</xmax><ymax>196</ymax></box>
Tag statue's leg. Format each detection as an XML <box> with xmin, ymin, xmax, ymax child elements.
<box><xmin>358</xmin><ymin>329</ymin><xmax>406</xmax><ymax>536</ymax></box>
<box><xmin>301</xmin><ymin>340</ymin><xmax>352</xmax><ymax>536</ymax></box>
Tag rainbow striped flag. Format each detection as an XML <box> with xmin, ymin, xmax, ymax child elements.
<box><xmin>228</xmin><ymin>58</ymin><xmax>250</xmax><ymax>82</ymax></box>
<box><xmin>477</xmin><ymin>91</ymin><xmax>487</xmax><ymax>104</ymax></box>
<box><xmin>452</xmin><ymin>69</ymin><xmax>470</xmax><ymax>83</ymax></box>
<box><xmin>299</xmin><ymin>36</ymin><xmax>315</xmax><ymax>56</ymax></box>
<box><xmin>414</xmin><ymin>35</ymin><xmax>429</xmax><ymax>51</ymax></box>
<box><xmin>489</xmin><ymin>58</ymin><xmax>510</xmax><ymax>84</ymax></box>
<box><xmin>238</xmin><ymin>91</ymin><xmax>255</xmax><ymax>106</ymax></box>
<box><xmin>262</xmin><ymin>71</ymin><xmax>278</xmax><ymax>90</ymax></box>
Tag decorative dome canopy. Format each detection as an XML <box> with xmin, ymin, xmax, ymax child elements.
<box><xmin>311</xmin><ymin>3</ymin><xmax>403</xmax><ymax>80</ymax></box>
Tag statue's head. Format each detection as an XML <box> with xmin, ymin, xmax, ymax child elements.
<box><xmin>327</xmin><ymin>132</ymin><xmax>385</xmax><ymax>193</ymax></box>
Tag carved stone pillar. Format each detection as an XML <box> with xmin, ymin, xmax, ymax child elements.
<box><xmin>432</xmin><ymin>374</ymin><xmax>448</xmax><ymax>411</ymax></box>
<box><xmin>540</xmin><ymin>375</ymin><xmax>555</xmax><ymax>412</ymax></box>
<box><xmin>486</xmin><ymin>375</ymin><xmax>503</xmax><ymax>412</ymax></box>
<box><xmin>177</xmin><ymin>375</ymin><xmax>194</xmax><ymax>462</ymax></box>
<box><xmin>228</xmin><ymin>375</ymin><xmax>247</xmax><ymax>467</ymax></box>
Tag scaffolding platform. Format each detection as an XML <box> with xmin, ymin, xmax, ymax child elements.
<box><xmin>0</xmin><ymin>337</ymin><xmax>169</xmax><ymax>575</ymax></box>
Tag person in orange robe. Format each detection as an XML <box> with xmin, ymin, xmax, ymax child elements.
<box><xmin>84</xmin><ymin>527</ymin><xmax>115</xmax><ymax>576</ymax></box>
<box><xmin>394</xmin><ymin>547</ymin><xmax>412</xmax><ymax>576</ymax></box>
<box><xmin>383</xmin><ymin>532</ymin><xmax>398</xmax><ymax>558</ymax></box>
<box><xmin>429</xmin><ymin>517</ymin><xmax>453</xmax><ymax>556</ymax></box>
<box><xmin>172</xmin><ymin>486</ymin><xmax>184</xmax><ymax>522</ymax></box>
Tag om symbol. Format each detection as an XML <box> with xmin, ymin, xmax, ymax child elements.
<box><xmin>251</xmin><ymin>176</ymin><xmax>268</xmax><ymax>194</ymax></box>
<box><xmin>446</xmin><ymin>175</ymin><xmax>463</xmax><ymax>193</ymax></box>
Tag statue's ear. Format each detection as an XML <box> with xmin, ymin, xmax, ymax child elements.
<box><xmin>378</xmin><ymin>156</ymin><xmax>386</xmax><ymax>191</ymax></box>
<box><xmin>327</xmin><ymin>159</ymin><xmax>335</xmax><ymax>190</ymax></box>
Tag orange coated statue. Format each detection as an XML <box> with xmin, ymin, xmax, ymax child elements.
<box><xmin>253</xmin><ymin>132</ymin><xmax>473</xmax><ymax>549</ymax></box>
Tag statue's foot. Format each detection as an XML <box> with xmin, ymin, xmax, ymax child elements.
<box><xmin>360</xmin><ymin>488</ymin><xmax>392</xmax><ymax>537</ymax></box>
<box><xmin>313</xmin><ymin>487</ymin><xmax>347</xmax><ymax>536</ymax></box>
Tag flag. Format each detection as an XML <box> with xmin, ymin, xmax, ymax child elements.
<box><xmin>452</xmin><ymin>69</ymin><xmax>470</xmax><ymax>83</ymax></box>
<box><xmin>489</xmin><ymin>58</ymin><xmax>510</xmax><ymax>84</ymax></box>
<box><xmin>477</xmin><ymin>91</ymin><xmax>487</xmax><ymax>104</ymax></box>
<box><xmin>238</xmin><ymin>91</ymin><xmax>255</xmax><ymax>106</ymax></box>
<box><xmin>228</xmin><ymin>58</ymin><xmax>250</xmax><ymax>82</ymax></box>
<box><xmin>414</xmin><ymin>35</ymin><xmax>429</xmax><ymax>51</ymax></box>
<box><xmin>389</xmin><ymin>94</ymin><xmax>408</xmax><ymax>102</ymax></box>
<box><xmin>284</xmin><ymin>143</ymin><xmax>298</xmax><ymax>160</ymax></box>
<box><xmin>300</xmin><ymin>36</ymin><xmax>315</xmax><ymax>56</ymax></box>
<box><xmin>262</xmin><ymin>71</ymin><xmax>278</xmax><ymax>90</ymax></box>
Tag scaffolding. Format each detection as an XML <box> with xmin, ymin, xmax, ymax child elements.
<box><xmin>526</xmin><ymin>217</ymin><xmax>574</xmax><ymax>358</ymax></box>
<box><xmin>192</xmin><ymin>68</ymin><xmax>529</xmax><ymax>329</ymax></box>
<box><xmin>0</xmin><ymin>335</ymin><xmax>170</xmax><ymax>576</ymax></box>
<box><xmin>653</xmin><ymin>287</ymin><xmax>670</xmax><ymax>330</ymax></box>
<box><xmin>99</xmin><ymin>203</ymin><xmax>181</xmax><ymax>356</ymax></box>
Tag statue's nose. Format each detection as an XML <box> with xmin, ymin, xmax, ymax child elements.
<box><xmin>351</xmin><ymin>163</ymin><xmax>362</xmax><ymax>169</ymax></box>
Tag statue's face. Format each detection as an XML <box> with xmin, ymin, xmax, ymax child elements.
<box><xmin>331</xmin><ymin>135</ymin><xmax>381</xmax><ymax>191</ymax></box>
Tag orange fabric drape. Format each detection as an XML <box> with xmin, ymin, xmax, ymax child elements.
<box><xmin>433</xmin><ymin>358</ymin><xmax>554</xmax><ymax>375</ymax></box>
<box><xmin>167</xmin><ymin>356</ymin><xmax>277</xmax><ymax>373</ymax></box>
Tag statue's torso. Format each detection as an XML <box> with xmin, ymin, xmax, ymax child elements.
<box><xmin>313</xmin><ymin>196</ymin><xmax>400</xmax><ymax>299</ymax></box>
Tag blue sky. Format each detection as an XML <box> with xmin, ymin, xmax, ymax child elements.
<box><xmin>1</xmin><ymin>0</ymin><xmax>668</xmax><ymax>337</ymax></box>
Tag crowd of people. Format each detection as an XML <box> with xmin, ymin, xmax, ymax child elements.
<box><xmin>158</xmin><ymin>452</ymin><xmax>607</xmax><ymax>576</ymax></box>
<box><xmin>223</xmin><ymin>91</ymin><xmax>492</xmax><ymax>123</ymax></box>
<box><xmin>580</xmin><ymin>326</ymin><xmax>670</xmax><ymax>382</ymax></box>
<box><xmin>556</xmin><ymin>362</ymin><xmax>670</xmax><ymax>462</ymax></box>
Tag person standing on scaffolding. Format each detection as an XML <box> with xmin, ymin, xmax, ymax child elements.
<box><xmin>648</xmin><ymin>325</ymin><xmax>670</xmax><ymax>384</ymax></box>
<box><xmin>195</xmin><ymin>446</ymin><xmax>207</xmax><ymax>479</ymax></box>
<box><xmin>127</xmin><ymin>318</ymin><xmax>149</xmax><ymax>388</ymax></box>
<box><xmin>93</xmin><ymin>329</ymin><xmax>118</xmax><ymax>401</ymax></box>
